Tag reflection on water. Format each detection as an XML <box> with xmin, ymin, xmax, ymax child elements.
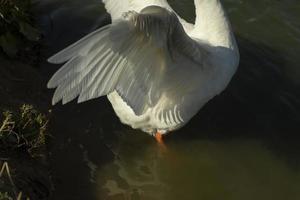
<box><xmin>32</xmin><ymin>0</ymin><xmax>300</xmax><ymax>199</ymax></box>
<box><xmin>96</xmin><ymin>135</ymin><xmax>300</xmax><ymax>200</ymax></box>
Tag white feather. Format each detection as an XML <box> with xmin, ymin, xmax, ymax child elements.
<box><xmin>48</xmin><ymin>0</ymin><xmax>240</xmax><ymax>134</ymax></box>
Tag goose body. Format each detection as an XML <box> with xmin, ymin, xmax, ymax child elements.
<box><xmin>48</xmin><ymin>0</ymin><xmax>239</xmax><ymax>135</ymax></box>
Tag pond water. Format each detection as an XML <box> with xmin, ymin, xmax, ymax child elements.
<box><xmin>33</xmin><ymin>0</ymin><xmax>300</xmax><ymax>199</ymax></box>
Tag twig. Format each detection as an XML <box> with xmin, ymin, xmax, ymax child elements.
<box><xmin>16</xmin><ymin>191</ymin><xmax>30</xmax><ymax>200</ymax></box>
<box><xmin>0</xmin><ymin>114</ymin><xmax>15</xmax><ymax>133</ymax></box>
<box><xmin>0</xmin><ymin>116</ymin><xmax>9</xmax><ymax>133</ymax></box>
<box><xmin>16</xmin><ymin>192</ymin><xmax>22</xmax><ymax>200</ymax></box>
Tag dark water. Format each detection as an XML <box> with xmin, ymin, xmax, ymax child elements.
<box><xmin>33</xmin><ymin>0</ymin><xmax>300</xmax><ymax>199</ymax></box>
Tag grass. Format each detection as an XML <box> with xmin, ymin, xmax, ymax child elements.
<box><xmin>0</xmin><ymin>0</ymin><xmax>41</xmax><ymax>63</ymax></box>
<box><xmin>0</xmin><ymin>105</ymin><xmax>49</xmax><ymax>200</ymax></box>
<box><xmin>0</xmin><ymin>104</ymin><xmax>49</xmax><ymax>158</ymax></box>
<box><xmin>0</xmin><ymin>162</ymin><xmax>30</xmax><ymax>200</ymax></box>
<box><xmin>0</xmin><ymin>162</ymin><xmax>15</xmax><ymax>200</ymax></box>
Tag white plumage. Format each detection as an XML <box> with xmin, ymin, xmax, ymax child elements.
<box><xmin>48</xmin><ymin>0</ymin><xmax>239</xmax><ymax>135</ymax></box>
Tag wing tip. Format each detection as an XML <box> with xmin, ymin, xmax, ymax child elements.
<box><xmin>77</xmin><ymin>94</ymin><xmax>91</xmax><ymax>104</ymax></box>
<box><xmin>51</xmin><ymin>98</ymin><xmax>58</xmax><ymax>106</ymax></box>
<box><xmin>47</xmin><ymin>76</ymin><xmax>59</xmax><ymax>89</ymax></box>
<box><xmin>47</xmin><ymin>81</ymin><xmax>54</xmax><ymax>89</ymax></box>
<box><xmin>62</xmin><ymin>98</ymin><xmax>70</xmax><ymax>105</ymax></box>
<box><xmin>77</xmin><ymin>97</ymin><xmax>84</xmax><ymax>104</ymax></box>
<box><xmin>48</xmin><ymin>55</ymin><xmax>62</xmax><ymax>64</ymax></box>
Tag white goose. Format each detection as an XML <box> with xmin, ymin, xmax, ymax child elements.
<box><xmin>48</xmin><ymin>0</ymin><xmax>239</xmax><ymax>143</ymax></box>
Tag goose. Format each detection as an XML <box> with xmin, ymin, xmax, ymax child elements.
<box><xmin>47</xmin><ymin>0</ymin><xmax>239</xmax><ymax>143</ymax></box>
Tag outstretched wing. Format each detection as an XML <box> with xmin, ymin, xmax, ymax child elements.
<box><xmin>48</xmin><ymin>6</ymin><xmax>209</xmax><ymax>120</ymax></box>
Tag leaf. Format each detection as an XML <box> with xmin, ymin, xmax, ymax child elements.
<box><xmin>0</xmin><ymin>32</ymin><xmax>19</xmax><ymax>56</ymax></box>
<box><xmin>19</xmin><ymin>22</ymin><xmax>40</xmax><ymax>41</ymax></box>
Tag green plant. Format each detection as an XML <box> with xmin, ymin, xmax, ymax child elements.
<box><xmin>0</xmin><ymin>105</ymin><xmax>49</xmax><ymax>158</ymax></box>
<box><xmin>0</xmin><ymin>0</ymin><xmax>40</xmax><ymax>57</ymax></box>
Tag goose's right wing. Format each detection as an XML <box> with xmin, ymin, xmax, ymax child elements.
<box><xmin>48</xmin><ymin>6</ymin><xmax>210</xmax><ymax>123</ymax></box>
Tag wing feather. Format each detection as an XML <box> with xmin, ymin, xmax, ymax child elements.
<box><xmin>48</xmin><ymin>6</ymin><xmax>210</xmax><ymax>123</ymax></box>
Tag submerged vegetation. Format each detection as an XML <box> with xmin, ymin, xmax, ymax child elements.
<box><xmin>0</xmin><ymin>0</ymin><xmax>40</xmax><ymax>62</ymax></box>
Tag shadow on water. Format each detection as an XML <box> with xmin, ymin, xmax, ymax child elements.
<box><xmin>32</xmin><ymin>0</ymin><xmax>300</xmax><ymax>199</ymax></box>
